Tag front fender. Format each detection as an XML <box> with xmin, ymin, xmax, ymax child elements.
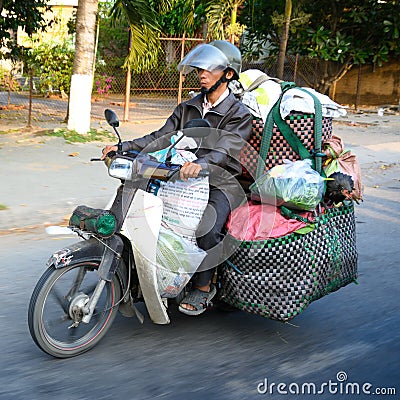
<box><xmin>47</xmin><ymin>238</ymin><xmax>104</xmax><ymax>269</ymax></box>
<box><xmin>47</xmin><ymin>236</ymin><xmax>130</xmax><ymax>301</ymax></box>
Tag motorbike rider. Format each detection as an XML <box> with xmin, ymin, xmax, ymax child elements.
<box><xmin>101</xmin><ymin>40</ymin><xmax>252</xmax><ymax>316</ymax></box>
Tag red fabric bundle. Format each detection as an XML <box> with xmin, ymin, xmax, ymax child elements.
<box><xmin>226</xmin><ymin>201</ymin><xmax>315</xmax><ymax>241</ymax></box>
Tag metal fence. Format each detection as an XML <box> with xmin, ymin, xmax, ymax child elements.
<box><xmin>0</xmin><ymin>36</ymin><xmax>328</xmax><ymax>130</ymax></box>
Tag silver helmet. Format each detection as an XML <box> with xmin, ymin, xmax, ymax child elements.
<box><xmin>178</xmin><ymin>40</ymin><xmax>242</xmax><ymax>79</ymax></box>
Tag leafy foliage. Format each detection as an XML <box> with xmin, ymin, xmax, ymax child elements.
<box><xmin>206</xmin><ymin>0</ymin><xmax>246</xmax><ymax>43</ymax></box>
<box><xmin>92</xmin><ymin>0</ymin><xmax>130</xmax><ymax>87</ymax></box>
<box><xmin>239</xmin><ymin>0</ymin><xmax>283</xmax><ymax>58</ymax></box>
<box><xmin>109</xmin><ymin>0</ymin><xmax>168</xmax><ymax>73</ymax></box>
<box><xmin>158</xmin><ymin>0</ymin><xmax>206</xmax><ymax>36</ymax></box>
<box><xmin>97</xmin><ymin>2</ymin><xmax>129</xmax><ymax>68</ymax></box>
<box><xmin>0</xmin><ymin>67</ymin><xmax>20</xmax><ymax>92</ymax></box>
<box><xmin>238</xmin><ymin>0</ymin><xmax>400</xmax><ymax>92</ymax></box>
<box><xmin>24</xmin><ymin>40</ymin><xmax>74</xmax><ymax>95</ymax></box>
<box><xmin>108</xmin><ymin>0</ymin><xmax>249</xmax><ymax>72</ymax></box>
<box><xmin>0</xmin><ymin>0</ymin><xmax>52</xmax><ymax>61</ymax></box>
<box><xmin>306</xmin><ymin>0</ymin><xmax>398</xmax><ymax>66</ymax></box>
<box><xmin>240</xmin><ymin>0</ymin><xmax>400</xmax><ymax>66</ymax></box>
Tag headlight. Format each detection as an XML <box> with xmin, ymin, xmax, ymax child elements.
<box><xmin>108</xmin><ymin>157</ymin><xmax>133</xmax><ymax>180</ymax></box>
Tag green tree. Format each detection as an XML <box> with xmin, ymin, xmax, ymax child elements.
<box><xmin>239</xmin><ymin>0</ymin><xmax>285</xmax><ymax>59</ymax></box>
<box><xmin>0</xmin><ymin>0</ymin><xmax>51</xmax><ymax>60</ymax></box>
<box><xmin>240</xmin><ymin>0</ymin><xmax>400</xmax><ymax>93</ymax></box>
<box><xmin>292</xmin><ymin>0</ymin><xmax>400</xmax><ymax>92</ymax></box>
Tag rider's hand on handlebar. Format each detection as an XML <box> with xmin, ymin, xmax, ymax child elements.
<box><xmin>180</xmin><ymin>162</ymin><xmax>202</xmax><ymax>181</ymax></box>
<box><xmin>101</xmin><ymin>145</ymin><xmax>118</xmax><ymax>160</ymax></box>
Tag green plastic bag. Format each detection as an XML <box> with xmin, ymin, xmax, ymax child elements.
<box><xmin>251</xmin><ymin>159</ymin><xmax>325</xmax><ymax>211</ymax></box>
<box><xmin>69</xmin><ymin>205</ymin><xmax>117</xmax><ymax>237</ymax></box>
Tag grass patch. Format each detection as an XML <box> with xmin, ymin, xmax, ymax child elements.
<box><xmin>0</xmin><ymin>128</ymin><xmax>24</xmax><ymax>135</ymax></box>
<box><xmin>0</xmin><ymin>204</ymin><xmax>8</xmax><ymax>211</ymax></box>
<box><xmin>47</xmin><ymin>128</ymin><xmax>115</xmax><ymax>143</ymax></box>
<box><xmin>0</xmin><ymin>126</ymin><xmax>115</xmax><ymax>143</ymax></box>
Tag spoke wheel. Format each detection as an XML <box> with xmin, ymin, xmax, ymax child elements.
<box><xmin>28</xmin><ymin>261</ymin><xmax>121</xmax><ymax>358</ymax></box>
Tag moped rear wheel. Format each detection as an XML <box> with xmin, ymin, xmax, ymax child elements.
<box><xmin>28</xmin><ymin>261</ymin><xmax>121</xmax><ymax>358</ymax></box>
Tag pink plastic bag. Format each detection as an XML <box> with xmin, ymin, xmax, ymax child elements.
<box><xmin>226</xmin><ymin>201</ymin><xmax>315</xmax><ymax>241</ymax></box>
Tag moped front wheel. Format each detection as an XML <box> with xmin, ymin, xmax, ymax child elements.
<box><xmin>28</xmin><ymin>261</ymin><xmax>121</xmax><ymax>358</ymax></box>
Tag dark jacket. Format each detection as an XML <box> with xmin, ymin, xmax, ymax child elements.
<box><xmin>121</xmin><ymin>92</ymin><xmax>252</xmax><ymax>205</ymax></box>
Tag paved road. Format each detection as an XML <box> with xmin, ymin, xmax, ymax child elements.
<box><xmin>0</xmin><ymin>203</ymin><xmax>398</xmax><ymax>400</ymax></box>
<box><xmin>0</xmin><ymin>112</ymin><xmax>399</xmax><ymax>399</ymax></box>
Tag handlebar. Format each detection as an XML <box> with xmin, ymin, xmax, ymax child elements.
<box><xmin>197</xmin><ymin>170</ymin><xmax>210</xmax><ymax>178</ymax></box>
<box><xmin>91</xmin><ymin>150</ymin><xmax>209</xmax><ymax>181</ymax></box>
<box><xmin>139</xmin><ymin>160</ymin><xmax>209</xmax><ymax>181</ymax></box>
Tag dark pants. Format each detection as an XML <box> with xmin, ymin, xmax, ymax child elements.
<box><xmin>192</xmin><ymin>187</ymin><xmax>233</xmax><ymax>287</ymax></box>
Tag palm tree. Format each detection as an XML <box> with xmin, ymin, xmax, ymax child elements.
<box><xmin>68</xmin><ymin>0</ymin><xmax>99</xmax><ymax>134</ymax></box>
<box><xmin>206</xmin><ymin>0</ymin><xmax>246</xmax><ymax>44</ymax></box>
<box><xmin>68</xmin><ymin>0</ymin><xmax>248</xmax><ymax>132</ymax></box>
<box><xmin>109</xmin><ymin>0</ymin><xmax>172</xmax><ymax>73</ymax></box>
<box><xmin>68</xmin><ymin>0</ymin><xmax>175</xmax><ymax>132</ymax></box>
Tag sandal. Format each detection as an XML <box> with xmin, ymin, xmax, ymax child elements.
<box><xmin>178</xmin><ymin>285</ymin><xmax>217</xmax><ymax>316</ymax></box>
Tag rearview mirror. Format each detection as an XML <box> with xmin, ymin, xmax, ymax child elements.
<box><xmin>104</xmin><ymin>109</ymin><xmax>119</xmax><ymax>128</ymax></box>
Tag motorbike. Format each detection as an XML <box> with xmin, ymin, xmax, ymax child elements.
<box><xmin>28</xmin><ymin>107</ymin><xmax>359</xmax><ymax>358</ymax></box>
<box><xmin>28</xmin><ymin>109</ymin><xmax>218</xmax><ymax>358</ymax></box>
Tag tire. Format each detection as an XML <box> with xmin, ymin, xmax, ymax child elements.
<box><xmin>28</xmin><ymin>261</ymin><xmax>121</xmax><ymax>358</ymax></box>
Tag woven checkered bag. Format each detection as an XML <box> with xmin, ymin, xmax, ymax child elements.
<box><xmin>219</xmin><ymin>205</ymin><xmax>358</xmax><ymax>322</ymax></box>
<box><xmin>240</xmin><ymin>115</ymin><xmax>332</xmax><ymax>180</ymax></box>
